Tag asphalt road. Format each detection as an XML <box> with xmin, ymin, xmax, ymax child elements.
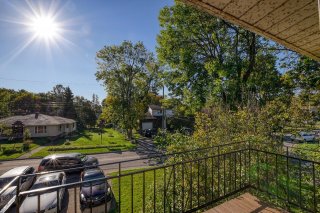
<box><xmin>0</xmin><ymin>151</ymin><xmax>151</xmax><ymax>176</ymax></box>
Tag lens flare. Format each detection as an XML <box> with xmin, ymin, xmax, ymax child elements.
<box><xmin>30</xmin><ymin>16</ymin><xmax>59</xmax><ymax>40</ymax></box>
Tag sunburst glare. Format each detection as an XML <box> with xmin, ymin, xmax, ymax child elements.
<box><xmin>0</xmin><ymin>0</ymin><xmax>80</xmax><ymax>67</ymax></box>
<box><xmin>30</xmin><ymin>15</ymin><xmax>60</xmax><ymax>40</ymax></box>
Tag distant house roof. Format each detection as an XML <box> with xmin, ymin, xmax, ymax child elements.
<box><xmin>143</xmin><ymin>111</ymin><xmax>157</xmax><ymax>120</ymax></box>
<box><xmin>149</xmin><ymin>105</ymin><xmax>162</xmax><ymax>110</ymax></box>
<box><xmin>0</xmin><ymin>114</ymin><xmax>76</xmax><ymax>126</ymax></box>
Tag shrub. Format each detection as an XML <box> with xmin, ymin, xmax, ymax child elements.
<box><xmin>64</xmin><ymin>141</ymin><xmax>71</xmax><ymax>146</ymax></box>
<box><xmin>23</xmin><ymin>129</ymin><xmax>32</xmax><ymax>141</ymax></box>
<box><xmin>2</xmin><ymin>148</ymin><xmax>21</xmax><ymax>155</ymax></box>
<box><xmin>22</xmin><ymin>140</ymin><xmax>33</xmax><ymax>151</ymax></box>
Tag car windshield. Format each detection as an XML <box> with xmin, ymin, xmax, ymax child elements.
<box><xmin>83</xmin><ymin>173</ymin><xmax>105</xmax><ymax>187</ymax></box>
<box><xmin>30</xmin><ymin>180</ymin><xmax>59</xmax><ymax>190</ymax></box>
<box><xmin>0</xmin><ymin>177</ymin><xmax>14</xmax><ymax>189</ymax></box>
<box><xmin>80</xmin><ymin>155</ymin><xmax>87</xmax><ymax>162</ymax></box>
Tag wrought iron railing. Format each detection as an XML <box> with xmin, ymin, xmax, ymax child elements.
<box><xmin>0</xmin><ymin>141</ymin><xmax>319</xmax><ymax>213</ymax></box>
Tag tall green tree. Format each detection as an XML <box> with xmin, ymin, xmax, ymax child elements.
<box><xmin>96</xmin><ymin>41</ymin><xmax>160</xmax><ymax>139</ymax></box>
<box><xmin>157</xmin><ymin>2</ymin><xmax>282</xmax><ymax>112</ymax></box>
<box><xmin>63</xmin><ymin>87</ymin><xmax>77</xmax><ymax>119</ymax></box>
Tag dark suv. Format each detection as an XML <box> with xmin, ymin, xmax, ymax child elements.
<box><xmin>80</xmin><ymin>168</ymin><xmax>112</xmax><ymax>209</ymax></box>
<box><xmin>38</xmin><ymin>153</ymin><xmax>99</xmax><ymax>172</ymax></box>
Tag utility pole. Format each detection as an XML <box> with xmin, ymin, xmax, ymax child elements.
<box><xmin>162</xmin><ymin>85</ymin><xmax>166</xmax><ymax>130</ymax></box>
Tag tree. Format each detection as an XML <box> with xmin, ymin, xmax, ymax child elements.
<box><xmin>63</xmin><ymin>87</ymin><xmax>77</xmax><ymax>119</ymax></box>
<box><xmin>96</xmin><ymin>41</ymin><xmax>161</xmax><ymax>139</ymax></box>
<box><xmin>74</xmin><ymin>96</ymin><xmax>97</xmax><ymax>129</ymax></box>
<box><xmin>286</xmin><ymin>56</ymin><xmax>320</xmax><ymax>109</ymax></box>
<box><xmin>157</xmin><ymin>2</ymin><xmax>282</xmax><ymax>112</ymax></box>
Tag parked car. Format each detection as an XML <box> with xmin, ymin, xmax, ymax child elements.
<box><xmin>283</xmin><ymin>134</ymin><xmax>295</xmax><ymax>142</ymax></box>
<box><xmin>80</xmin><ymin>168</ymin><xmax>112</xmax><ymax>209</ymax></box>
<box><xmin>0</xmin><ymin>166</ymin><xmax>35</xmax><ymax>210</ymax></box>
<box><xmin>181</xmin><ymin>127</ymin><xmax>193</xmax><ymax>135</ymax></box>
<box><xmin>143</xmin><ymin>129</ymin><xmax>157</xmax><ymax>138</ymax></box>
<box><xmin>298</xmin><ymin>132</ymin><xmax>316</xmax><ymax>142</ymax></box>
<box><xmin>38</xmin><ymin>153</ymin><xmax>99</xmax><ymax>172</ymax></box>
<box><xmin>19</xmin><ymin>172</ymin><xmax>66</xmax><ymax>213</ymax></box>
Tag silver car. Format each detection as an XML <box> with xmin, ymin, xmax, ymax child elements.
<box><xmin>19</xmin><ymin>172</ymin><xmax>66</xmax><ymax>213</ymax></box>
<box><xmin>0</xmin><ymin>166</ymin><xmax>35</xmax><ymax>210</ymax></box>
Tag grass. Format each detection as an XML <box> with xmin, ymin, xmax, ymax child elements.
<box><xmin>30</xmin><ymin>128</ymin><xmax>136</xmax><ymax>158</ymax></box>
<box><xmin>293</xmin><ymin>142</ymin><xmax>320</xmax><ymax>161</ymax></box>
<box><xmin>109</xmin><ymin>168</ymin><xmax>164</xmax><ymax>213</ymax></box>
<box><xmin>0</xmin><ymin>142</ymin><xmax>38</xmax><ymax>160</ymax></box>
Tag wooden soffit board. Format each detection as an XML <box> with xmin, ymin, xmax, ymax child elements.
<box><xmin>181</xmin><ymin>0</ymin><xmax>320</xmax><ymax>61</ymax></box>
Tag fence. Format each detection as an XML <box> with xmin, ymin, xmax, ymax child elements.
<box><xmin>0</xmin><ymin>141</ymin><xmax>319</xmax><ymax>213</ymax></box>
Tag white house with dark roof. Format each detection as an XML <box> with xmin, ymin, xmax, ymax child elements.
<box><xmin>140</xmin><ymin>105</ymin><xmax>174</xmax><ymax>130</ymax></box>
<box><xmin>0</xmin><ymin>113</ymin><xmax>76</xmax><ymax>138</ymax></box>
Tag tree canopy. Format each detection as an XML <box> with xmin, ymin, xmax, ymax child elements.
<box><xmin>96</xmin><ymin>41</ymin><xmax>162</xmax><ymax>139</ymax></box>
<box><xmin>157</xmin><ymin>2</ymin><xmax>283</xmax><ymax>111</ymax></box>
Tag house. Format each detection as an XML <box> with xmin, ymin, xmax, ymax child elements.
<box><xmin>140</xmin><ymin>105</ymin><xmax>174</xmax><ymax>130</ymax></box>
<box><xmin>0</xmin><ymin>113</ymin><xmax>76</xmax><ymax>138</ymax></box>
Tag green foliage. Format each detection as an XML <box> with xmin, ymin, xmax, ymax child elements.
<box><xmin>0</xmin><ymin>86</ymin><xmax>100</xmax><ymax>129</ymax></box>
<box><xmin>23</xmin><ymin>128</ymin><xmax>31</xmax><ymax>141</ymax></box>
<box><xmin>96</xmin><ymin>41</ymin><xmax>162</xmax><ymax>139</ymax></box>
<box><xmin>22</xmin><ymin>139</ymin><xmax>32</xmax><ymax>151</ymax></box>
<box><xmin>157</xmin><ymin>2</ymin><xmax>283</xmax><ymax>112</ymax></box>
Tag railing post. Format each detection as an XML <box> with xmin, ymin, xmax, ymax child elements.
<box><xmin>248</xmin><ymin>141</ymin><xmax>251</xmax><ymax>187</ymax></box>
<box><xmin>15</xmin><ymin>176</ymin><xmax>20</xmax><ymax>213</ymax></box>
<box><xmin>313</xmin><ymin>162</ymin><xmax>317</xmax><ymax>212</ymax></box>
<box><xmin>118</xmin><ymin>162</ymin><xmax>121</xmax><ymax>213</ymax></box>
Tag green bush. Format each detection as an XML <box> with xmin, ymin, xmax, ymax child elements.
<box><xmin>2</xmin><ymin>148</ymin><xmax>21</xmax><ymax>155</ymax></box>
<box><xmin>22</xmin><ymin>140</ymin><xmax>32</xmax><ymax>151</ymax></box>
<box><xmin>64</xmin><ymin>141</ymin><xmax>71</xmax><ymax>146</ymax></box>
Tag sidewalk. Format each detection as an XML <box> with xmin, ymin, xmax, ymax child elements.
<box><xmin>17</xmin><ymin>146</ymin><xmax>44</xmax><ymax>159</ymax></box>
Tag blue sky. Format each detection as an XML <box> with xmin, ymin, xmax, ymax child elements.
<box><xmin>0</xmin><ymin>0</ymin><xmax>173</xmax><ymax>101</ymax></box>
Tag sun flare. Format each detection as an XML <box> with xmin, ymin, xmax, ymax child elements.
<box><xmin>30</xmin><ymin>15</ymin><xmax>60</xmax><ymax>40</ymax></box>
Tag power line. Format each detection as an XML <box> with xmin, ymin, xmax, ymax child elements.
<box><xmin>0</xmin><ymin>77</ymin><xmax>100</xmax><ymax>86</ymax></box>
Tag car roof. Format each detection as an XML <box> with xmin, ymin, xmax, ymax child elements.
<box><xmin>43</xmin><ymin>153</ymin><xmax>81</xmax><ymax>160</ymax></box>
<box><xmin>83</xmin><ymin>168</ymin><xmax>104</xmax><ymax>177</ymax></box>
<box><xmin>0</xmin><ymin>166</ymin><xmax>31</xmax><ymax>178</ymax></box>
<box><xmin>35</xmin><ymin>172</ymin><xmax>64</xmax><ymax>183</ymax></box>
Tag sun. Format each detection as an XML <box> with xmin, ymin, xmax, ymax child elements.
<box><xmin>30</xmin><ymin>15</ymin><xmax>60</xmax><ymax>40</ymax></box>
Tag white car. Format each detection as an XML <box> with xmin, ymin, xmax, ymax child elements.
<box><xmin>19</xmin><ymin>172</ymin><xmax>66</xmax><ymax>213</ymax></box>
<box><xmin>298</xmin><ymin>132</ymin><xmax>315</xmax><ymax>142</ymax></box>
<box><xmin>0</xmin><ymin>166</ymin><xmax>35</xmax><ymax>211</ymax></box>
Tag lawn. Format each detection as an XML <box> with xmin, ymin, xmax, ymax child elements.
<box><xmin>109</xmin><ymin>168</ymin><xmax>165</xmax><ymax>213</ymax></box>
<box><xmin>30</xmin><ymin>128</ymin><xmax>136</xmax><ymax>158</ymax></box>
<box><xmin>293</xmin><ymin>142</ymin><xmax>320</xmax><ymax>161</ymax></box>
<box><xmin>0</xmin><ymin>142</ymin><xmax>39</xmax><ymax>160</ymax></box>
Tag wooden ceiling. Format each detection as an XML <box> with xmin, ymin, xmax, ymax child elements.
<box><xmin>181</xmin><ymin>0</ymin><xmax>320</xmax><ymax>61</ymax></box>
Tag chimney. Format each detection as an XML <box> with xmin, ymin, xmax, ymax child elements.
<box><xmin>35</xmin><ymin>112</ymin><xmax>39</xmax><ymax>119</ymax></box>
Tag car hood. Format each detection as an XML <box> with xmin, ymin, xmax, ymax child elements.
<box><xmin>19</xmin><ymin>191</ymin><xmax>57</xmax><ymax>212</ymax></box>
<box><xmin>81</xmin><ymin>183</ymin><xmax>106</xmax><ymax>197</ymax></box>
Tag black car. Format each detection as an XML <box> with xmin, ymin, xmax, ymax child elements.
<box><xmin>80</xmin><ymin>168</ymin><xmax>112</xmax><ymax>209</ymax></box>
<box><xmin>38</xmin><ymin>153</ymin><xmax>98</xmax><ymax>172</ymax></box>
<box><xmin>144</xmin><ymin>128</ymin><xmax>157</xmax><ymax>138</ymax></box>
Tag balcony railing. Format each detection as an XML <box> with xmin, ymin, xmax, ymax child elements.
<box><xmin>0</xmin><ymin>142</ymin><xmax>319</xmax><ymax>213</ymax></box>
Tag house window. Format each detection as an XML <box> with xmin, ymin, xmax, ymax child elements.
<box><xmin>59</xmin><ymin>125</ymin><xmax>62</xmax><ymax>132</ymax></box>
<box><xmin>72</xmin><ymin>123</ymin><xmax>75</xmax><ymax>128</ymax></box>
<box><xmin>35</xmin><ymin>126</ymin><xmax>46</xmax><ymax>134</ymax></box>
<box><xmin>66</xmin><ymin>124</ymin><xmax>69</xmax><ymax>129</ymax></box>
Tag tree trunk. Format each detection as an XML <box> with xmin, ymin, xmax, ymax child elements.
<box><xmin>127</xmin><ymin>128</ymin><xmax>133</xmax><ymax>140</ymax></box>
